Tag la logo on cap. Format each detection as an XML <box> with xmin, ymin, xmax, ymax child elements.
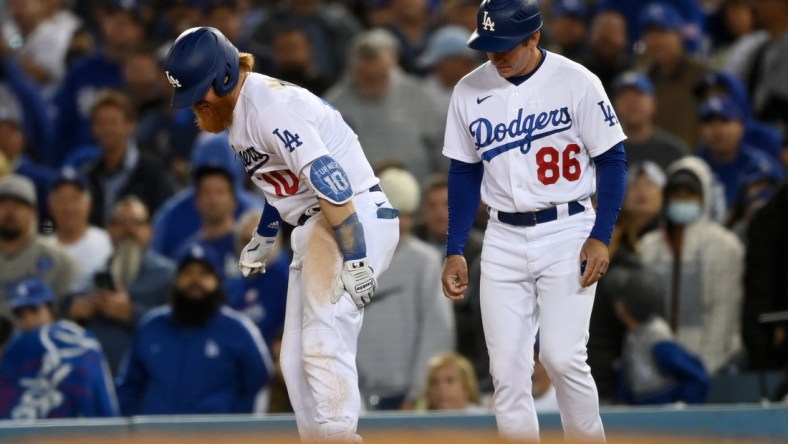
<box><xmin>166</xmin><ymin>71</ymin><xmax>181</xmax><ymax>88</ymax></box>
<box><xmin>483</xmin><ymin>11</ymin><xmax>496</xmax><ymax>31</ymax></box>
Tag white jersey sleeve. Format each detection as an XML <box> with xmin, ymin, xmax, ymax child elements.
<box><xmin>576</xmin><ymin>73</ymin><xmax>626</xmax><ymax>157</ymax></box>
<box><xmin>443</xmin><ymin>89</ymin><xmax>481</xmax><ymax>164</ymax></box>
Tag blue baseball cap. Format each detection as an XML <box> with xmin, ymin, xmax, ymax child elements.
<box><xmin>612</xmin><ymin>71</ymin><xmax>654</xmax><ymax>96</ymax></box>
<box><xmin>698</xmin><ymin>95</ymin><xmax>745</xmax><ymax>122</ymax></box>
<box><xmin>176</xmin><ymin>243</ymin><xmax>223</xmax><ymax>276</ymax></box>
<box><xmin>639</xmin><ymin>2</ymin><xmax>684</xmax><ymax>33</ymax></box>
<box><xmin>50</xmin><ymin>167</ymin><xmax>90</xmax><ymax>193</ymax></box>
<box><xmin>9</xmin><ymin>278</ymin><xmax>55</xmax><ymax>311</ymax></box>
<box><xmin>553</xmin><ymin>0</ymin><xmax>588</xmax><ymax>21</ymax></box>
<box><xmin>417</xmin><ymin>26</ymin><xmax>476</xmax><ymax>69</ymax></box>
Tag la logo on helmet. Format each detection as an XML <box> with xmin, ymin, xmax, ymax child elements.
<box><xmin>166</xmin><ymin>71</ymin><xmax>181</xmax><ymax>88</ymax></box>
<box><xmin>483</xmin><ymin>11</ymin><xmax>496</xmax><ymax>31</ymax></box>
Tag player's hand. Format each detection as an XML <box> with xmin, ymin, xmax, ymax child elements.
<box><xmin>239</xmin><ymin>232</ymin><xmax>276</xmax><ymax>277</ymax></box>
<box><xmin>330</xmin><ymin>257</ymin><xmax>377</xmax><ymax>309</ymax></box>
<box><xmin>442</xmin><ymin>254</ymin><xmax>468</xmax><ymax>301</ymax></box>
<box><xmin>580</xmin><ymin>238</ymin><xmax>609</xmax><ymax>288</ymax></box>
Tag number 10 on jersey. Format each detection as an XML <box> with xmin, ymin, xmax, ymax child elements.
<box><xmin>535</xmin><ymin>144</ymin><xmax>581</xmax><ymax>185</ymax></box>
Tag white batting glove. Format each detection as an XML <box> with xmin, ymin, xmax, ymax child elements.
<box><xmin>238</xmin><ymin>232</ymin><xmax>276</xmax><ymax>277</ymax></box>
<box><xmin>330</xmin><ymin>258</ymin><xmax>377</xmax><ymax>309</ymax></box>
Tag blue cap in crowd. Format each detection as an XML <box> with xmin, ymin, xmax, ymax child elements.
<box><xmin>612</xmin><ymin>71</ymin><xmax>654</xmax><ymax>96</ymax></box>
<box><xmin>9</xmin><ymin>278</ymin><xmax>56</xmax><ymax>311</ymax></box>
<box><xmin>177</xmin><ymin>243</ymin><xmax>223</xmax><ymax>276</ymax></box>
<box><xmin>698</xmin><ymin>95</ymin><xmax>745</xmax><ymax>122</ymax></box>
<box><xmin>105</xmin><ymin>0</ymin><xmax>145</xmax><ymax>21</ymax></box>
<box><xmin>417</xmin><ymin>26</ymin><xmax>476</xmax><ymax>69</ymax></box>
<box><xmin>639</xmin><ymin>2</ymin><xmax>684</xmax><ymax>33</ymax></box>
<box><xmin>50</xmin><ymin>167</ymin><xmax>90</xmax><ymax>193</ymax></box>
<box><xmin>553</xmin><ymin>0</ymin><xmax>589</xmax><ymax>22</ymax></box>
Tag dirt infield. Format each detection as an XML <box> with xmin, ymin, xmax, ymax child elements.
<box><xmin>38</xmin><ymin>432</ymin><xmax>778</xmax><ymax>444</ymax></box>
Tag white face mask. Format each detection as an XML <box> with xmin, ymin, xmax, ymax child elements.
<box><xmin>666</xmin><ymin>200</ymin><xmax>702</xmax><ymax>225</ymax></box>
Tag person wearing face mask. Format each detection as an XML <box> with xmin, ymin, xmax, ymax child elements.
<box><xmin>640</xmin><ymin>157</ymin><xmax>745</xmax><ymax>375</ymax></box>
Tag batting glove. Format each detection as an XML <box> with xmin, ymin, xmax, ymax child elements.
<box><xmin>239</xmin><ymin>232</ymin><xmax>276</xmax><ymax>277</ymax></box>
<box><xmin>330</xmin><ymin>258</ymin><xmax>377</xmax><ymax>309</ymax></box>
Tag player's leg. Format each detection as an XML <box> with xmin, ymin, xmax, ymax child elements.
<box><xmin>480</xmin><ymin>220</ymin><xmax>540</xmax><ymax>442</ymax></box>
<box><xmin>279</xmin><ymin>227</ymin><xmax>318</xmax><ymax>439</ymax></box>
<box><xmin>298</xmin><ymin>195</ymin><xmax>398</xmax><ymax>442</ymax></box>
<box><xmin>534</xmin><ymin>215</ymin><xmax>605</xmax><ymax>442</ymax></box>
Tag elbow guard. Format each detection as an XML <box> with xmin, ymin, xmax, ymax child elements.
<box><xmin>306</xmin><ymin>155</ymin><xmax>354</xmax><ymax>204</ymax></box>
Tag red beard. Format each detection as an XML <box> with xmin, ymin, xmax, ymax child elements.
<box><xmin>193</xmin><ymin>95</ymin><xmax>235</xmax><ymax>133</ymax></box>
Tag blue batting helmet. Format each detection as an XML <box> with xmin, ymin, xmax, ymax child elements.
<box><xmin>163</xmin><ymin>27</ymin><xmax>240</xmax><ymax>108</ymax></box>
<box><xmin>467</xmin><ymin>0</ymin><xmax>543</xmax><ymax>52</ymax></box>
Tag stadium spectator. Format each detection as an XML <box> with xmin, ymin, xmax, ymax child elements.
<box><xmin>3</xmin><ymin>0</ymin><xmax>81</xmax><ymax>95</ymax></box>
<box><xmin>705</xmin><ymin>0</ymin><xmax>758</xmax><ymax>67</ymax></box>
<box><xmin>116</xmin><ymin>244</ymin><xmax>273</xmax><ymax>415</ymax></box>
<box><xmin>226</xmin><ymin>209</ymin><xmax>289</xmax><ymax>350</ymax></box>
<box><xmin>79</xmin><ymin>89</ymin><xmax>175</xmax><ymax>227</ymax></box>
<box><xmin>150</xmin><ymin>134</ymin><xmax>264</xmax><ymax>259</ymax></box>
<box><xmin>437</xmin><ymin>0</ymin><xmax>479</xmax><ymax>32</ymax></box>
<box><xmin>357</xmin><ymin>167</ymin><xmax>455</xmax><ymax>411</ymax></box>
<box><xmin>640</xmin><ymin>157</ymin><xmax>744</xmax><ymax>374</ymax></box>
<box><xmin>64</xmin><ymin>196</ymin><xmax>174</xmax><ymax>375</ymax></box>
<box><xmin>546</xmin><ymin>0</ymin><xmax>589</xmax><ymax>63</ymax></box>
<box><xmin>615</xmin><ymin>271</ymin><xmax>709</xmax><ymax>405</ymax></box>
<box><xmin>46</xmin><ymin>169</ymin><xmax>113</xmax><ymax>293</ymax></box>
<box><xmin>412</xmin><ymin>173</ymin><xmax>486</xmax><ymax>386</ymax></box>
<box><xmin>0</xmin><ymin>174</ymin><xmax>77</xmax><ymax>319</ymax></box>
<box><xmin>598</xmin><ymin>0</ymin><xmax>706</xmax><ymax>54</ymax></box>
<box><xmin>416</xmin><ymin>25</ymin><xmax>481</xmax><ymax>114</ymax></box>
<box><xmin>0</xmin><ymin>85</ymin><xmax>57</xmax><ymax>221</ymax></box>
<box><xmin>611</xmin><ymin>72</ymin><xmax>689</xmax><ymax>171</ymax></box>
<box><xmin>173</xmin><ymin>164</ymin><xmax>240</xmax><ymax>283</ymax></box>
<box><xmin>696</xmin><ymin>95</ymin><xmax>784</xmax><ymax>213</ymax></box>
<box><xmin>588</xmin><ymin>209</ymin><xmax>647</xmax><ymax>404</ymax></box>
<box><xmin>0</xmin><ymin>40</ymin><xmax>54</xmax><ymax>158</ymax></box>
<box><xmin>416</xmin><ymin>352</ymin><xmax>482</xmax><ymax>411</ymax></box>
<box><xmin>52</xmin><ymin>0</ymin><xmax>144</xmax><ymax>163</ymax></box>
<box><xmin>270</xmin><ymin>24</ymin><xmax>333</xmax><ymax>96</ymax></box>
<box><xmin>384</xmin><ymin>0</ymin><xmax>433</xmax><ymax>74</ymax></box>
<box><xmin>0</xmin><ymin>278</ymin><xmax>118</xmax><ymax>419</ymax></box>
<box><xmin>742</xmin><ymin>180</ymin><xmax>788</xmax><ymax>371</ymax></box>
<box><xmin>324</xmin><ymin>29</ymin><xmax>447</xmax><ymax>179</ymax></box>
<box><xmin>727</xmin><ymin>0</ymin><xmax>788</xmax><ymax>132</ymax></box>
<box><xmin>693</xmin><ymin>71</ymin><xmax>783</xmax><ymax>162</ymax></box>
<box><xmin>639</xmin><ymin>2</ymin><xmax>709</xmax><ymax>147</ymax></box>
<box><xmin>622</xmin><ymin>161</ymin><xmax>667</xmax><ymax>238</ymax></box>
<box><xmin>581</xmin><ymin>9</ymin><xmax>631</xmax><ymax>92</ymax></box>
<box><xmin>250</xmin><ymin>0</ymin><xmax>362</xmax><ymax>84</ymax></box>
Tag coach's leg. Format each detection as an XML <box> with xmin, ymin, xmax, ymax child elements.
<box><xmin>480</xmin><ymin>221</ymin><xmax>540</xmax><ymax>442</ymax></box>
<box><xmin>536</xmin><ymin>227</ymin><xmax>605</xmax><ymax>442</ymax></box>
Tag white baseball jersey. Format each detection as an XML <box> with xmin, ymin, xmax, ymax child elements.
<box><xmin>228</xmin><ymin>73</ymin><xmax>378</xmax><ymax>225</ymax></box>
<box><xmin>443</xmin><ymin>51</ymin><xmax>626</xmax><ymax>213</ymax></box>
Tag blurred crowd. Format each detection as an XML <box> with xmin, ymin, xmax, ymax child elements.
<box><xmin>0</xmin><ymin>0</ymin><xmax>787</xmax><ymax>420</ymax></box>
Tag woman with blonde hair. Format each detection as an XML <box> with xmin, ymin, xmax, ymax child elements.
<box><xmin>417</xmin><ymin>352</ymin><xmax>482</xmax><ymax>411</ymax></box>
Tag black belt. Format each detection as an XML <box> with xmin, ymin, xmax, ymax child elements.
<box><xmin>496</xmin><ymin>201</ymin><xmax>585</xmax><ymax>227</ymax></box>
<box><xmin>297</xmin><ymin>184</ymin><xmax>383</xmax><ymax>226</ymax></box>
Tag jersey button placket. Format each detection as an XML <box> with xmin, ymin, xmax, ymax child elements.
<box><xmin>508</xmin><ymin>91</ymin><xmax>524</xmax><ymax>210</ymax></box>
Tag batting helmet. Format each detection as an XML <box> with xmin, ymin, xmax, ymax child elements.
<box><xmin>164</xmin><ymin>27</ymin><xmax>240</xmax><ymax>108</ymax></box>
<box><xmin>467</xmin><ymin>0</ymin><xmax>543</xmax><ymax>52</ymax></box>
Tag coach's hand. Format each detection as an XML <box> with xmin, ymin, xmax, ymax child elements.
<box><xmin>331</xmin><ymin>257</ymin><xmax>377</xmax><ymax>308</ymax></box>
<box><xmin>580</xmin><ymin>238</ymin><xmax>609</xmax><ymax>288</ymax></box>
<box><xmin>239</xmin><ymin>232</ymin><xmax>276</xmax><ymax>277</ymax></box>
<box><xmin>442</xmin><ymin>254</ymin><xmax>468</xmax><ymax>301</ymax></box>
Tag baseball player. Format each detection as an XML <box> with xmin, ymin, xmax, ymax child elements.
<box><xmin>163</xmin><ymin>28</ymin><xmax>400</xmax><ymax>442</ymax></box>
<box><xmin>441</xmin><ymin>0</ymin><xmax>627</xmax><ymax>441</ymax></box>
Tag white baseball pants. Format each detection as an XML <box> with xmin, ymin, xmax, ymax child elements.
<box><xmin>481</xmin><ymin>210</ymin><xmax>605</xmax><ymax>442</ymax></box>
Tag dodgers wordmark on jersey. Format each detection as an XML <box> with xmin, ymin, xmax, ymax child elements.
<box><xmin>443</xmin><ymin>52</ymin><xmax>627</xmax><ymax>213</ymax></box>
<box><xmin>228</xmin><ymin>74</ymin><xmax>379</xmax><ymax>225</ymax></box>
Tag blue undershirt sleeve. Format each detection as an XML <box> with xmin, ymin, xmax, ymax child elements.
<box><xmin>589</xmin><ymin>143</ymin><xmax>627</xmax><ymax>245</ymax></box>
<box><xmin>446</xmin><ymin>159</ymin><xmax>484</xmax><ymax>256</ymax></box>
<box><xmin>256</xmin><ymin>200</ymin><xmax>282</xmax><ymax>237</ymax></box>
